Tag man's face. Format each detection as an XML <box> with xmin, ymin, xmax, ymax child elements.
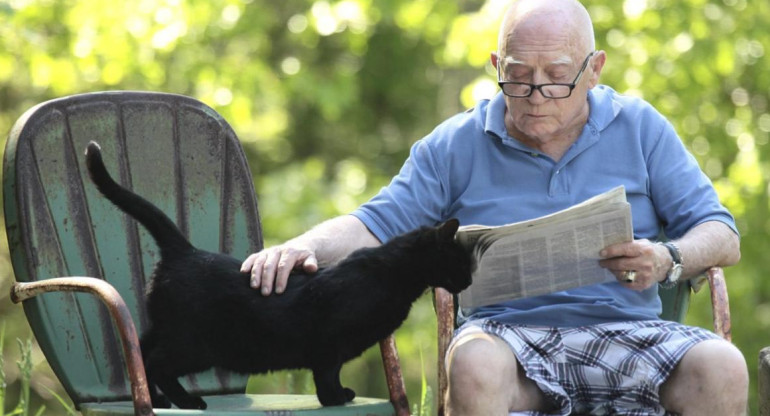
<box><xmin>495</xmin><ymin>16</ymin><xmax>602</xmax><ymax>146</ymax></box>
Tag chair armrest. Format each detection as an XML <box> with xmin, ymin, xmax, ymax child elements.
<box><xmin>759</xmin><ymin>347</ymin><xmax>770</xmax><ymax>416</ymax></box>
<box><xmin>379</xmin><ymin>335</ymin><xmax>409</xmax><ymax>416</ymax></box>
<box><xmin>11</xmin><ymin>277</ymin><xmax>155</xmax><ymax>416</ymax></box>
<box><xmin>704</xmin><ymin>267</ymin><xmax>731</xmax><ymax>342</ymax></box>
<box><xmin>435</xmin><ymin>287</ymin><xmax>455</xmax><ymax>416</ymax></box>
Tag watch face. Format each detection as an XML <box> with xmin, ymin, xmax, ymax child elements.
<box><xmin>670</xmin><ymin>264</ymin><xmax>683</xmax><ymax>281</ymax></box>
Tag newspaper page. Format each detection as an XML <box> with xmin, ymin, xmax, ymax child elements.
<box><xmin>457</xmin><ymin>186</ymin><xmax>632</xmax><ymax>309</ymax></box>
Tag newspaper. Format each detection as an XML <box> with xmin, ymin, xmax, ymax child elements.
<box><xmin>456</xmin><ymin>186</ymin><xmax>633</xmax><ymax>309</ymax></box>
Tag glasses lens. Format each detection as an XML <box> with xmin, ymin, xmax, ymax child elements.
<box><xmin>502</xmin><ymin>83</ymin><xmax>531</xmax><ymax>97</ymax></box>
<box><xmin>541</xmin><ymin>85</ymin><xmax>572</xmax><ymax>98</ymax></box>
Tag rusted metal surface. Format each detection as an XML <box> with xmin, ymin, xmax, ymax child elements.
<box><xmin>4</xmin><ymin>92</ymin><xmax>260</xmax><ymax>408</ymax></box>
<box><xmin>378</xmin><ymin>335</ymin><xmax>409</xmax><ymax>416</ymax></box>
<box><xmin>706</xmin><ymin>267</ymin><xmax>731</xmax><ymax>341</ymax></box>
<box><xmin>6</xmin><ymin>91</ymin><xmax>404</xmax><ymax>416</ymax></box>
<box><xmin>759</xmin><ymin>347</ymin><xmax>770</xmax><ymax>416</ymax></box>
<box><xmin>11</xmin><ymin>277</ymin><xmax>154</xmax><ymax>416</ymax></box>
<box><xmin>434</xmin><ymin>288</ymin><xmax>455</xmax><ymax>416</ymax></box>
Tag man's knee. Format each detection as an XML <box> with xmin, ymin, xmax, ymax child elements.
<box><xmin>682</xmin><ymin>339</ymin><xmax>748</xmax><ymax>384</ymax></box>
<box><xmin>446</xmin><ymin>332</ymin><xmax>516</xmax><ymax>388</ymax></box>
<box><xmin>445</xmin><ymin>331</ymin><xmax>518</xmax><ymax>414</ymax></box>
<box><xmin>661</xmin><ymin>339</ymin><xmax>748</xmax><ymax>413</ymax></box>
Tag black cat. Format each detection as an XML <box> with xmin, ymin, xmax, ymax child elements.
<box><xmin>84</xmin><ymin>141</ymin><xmax>472</xmax><ymax>410</ymax></box>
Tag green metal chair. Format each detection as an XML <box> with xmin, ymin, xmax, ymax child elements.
<box><xmin>4</xmin><ymin>91</ymin><xmax>410</xmax><ymax>416</ymax></box>
<box><xmin>434</xmin><ymin>268</ymin><xmax>732</xmax><ymax>416</ymax></box>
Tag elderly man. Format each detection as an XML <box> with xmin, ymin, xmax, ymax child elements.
<box><xmin>242</xmin><ymin>0</ymin><xmax>748</xmax><ymax>414</ymax></box>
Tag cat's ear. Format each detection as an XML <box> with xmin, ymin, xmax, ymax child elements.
<box><xmin>438</xmin><ymin>218</ymin><xmax>460</xmax><ymax>240</ymax></box>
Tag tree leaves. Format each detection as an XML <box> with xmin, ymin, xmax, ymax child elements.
<box><xmin>1</xmin><ymin>0</ymin><xmax>769</xmax><ymax>412</ymax></box>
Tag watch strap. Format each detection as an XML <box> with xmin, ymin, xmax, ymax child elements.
<box><xmin>660</xmin><ymin>242</ymin><xmax>683</xmax><ymax>288</ymax></box>
<box><xmin>662</xmin><ymin>242</ymin><xmax>683</xmax><ymax>266</ymax></box>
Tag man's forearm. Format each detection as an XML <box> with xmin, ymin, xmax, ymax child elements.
<box><xmin>289</xmin><ymin>214</ymin><xmax>381</xmax><ymax>267</ymax></box>
<box><xmin>675</xmin><ymin>220</ymin><xmax>740</xmax><ymax>279</ymax></box>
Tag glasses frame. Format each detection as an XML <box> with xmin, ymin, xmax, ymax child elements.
<box><xmin>497</xmin><ymin>51</ymin><xmax>596</xmax><ymax>99</ymax></box>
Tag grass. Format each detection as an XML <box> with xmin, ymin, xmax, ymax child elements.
<box><xmin>0</xmin><ymin>323</ymin><xmax>75</xmax><ymax>416</ymax></box>
<box><xmin>412</xmin><ymin>348</ymin><xmax>434</xmax><ymax>416</ymax></box>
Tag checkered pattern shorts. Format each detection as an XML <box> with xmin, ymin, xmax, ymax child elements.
<box><xmin>452</xmin><ymin>319</ymin><xmax>721</xmax><ymax>416</ymax></box>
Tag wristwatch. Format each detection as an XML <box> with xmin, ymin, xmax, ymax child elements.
<box><xmin>660</xmin><ymin>242</ymin><xmax>683</xmax><ymax>288</ymax></box>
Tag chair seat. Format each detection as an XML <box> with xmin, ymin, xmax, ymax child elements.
<box><xmin>79</xmin><ymin>394</ymin><xmax>396</xmax><ymax>415</ymax></box>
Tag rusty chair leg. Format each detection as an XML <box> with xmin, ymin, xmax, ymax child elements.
<box><xmin>435</xmin><ymin>287</ymin><xmax>455</xmax><ymax>416</ymax></box>
<box><xmin>379</xmin><ymin>335</ymin><xmax>410</xmax><ymax>416</ymax></box>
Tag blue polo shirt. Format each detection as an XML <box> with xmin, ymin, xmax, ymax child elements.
<box><xmin>352</xmin><ymin>85</ymin><xmax>736</xmax><ymax>327</ymax></box>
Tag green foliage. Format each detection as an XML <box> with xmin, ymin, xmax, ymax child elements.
<box><xmin>413</xmin><ymin>348</ymin><xmax>433</xmax><ymax>416</ymax></box>
<box><xmin>1</xmin><ymin>0</ymin><xmax>769</xmax><ymax>414</ymax></box>
<box><xmin>14</xmin><ymin>339</ymin><xmax>36</xmax><ymax>416</ymax></box>
<box><xmin>0</xmin><ymin>326</ymin><xmax>55</xmax><ymax>416</ymax></box>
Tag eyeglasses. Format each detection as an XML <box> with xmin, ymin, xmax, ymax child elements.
<box><xmin>497</xmin><ymin>51</ymin><xmax>596</xmax><ymax>99</ymax></box>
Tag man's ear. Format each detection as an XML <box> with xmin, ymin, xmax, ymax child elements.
<box><xmin>588</xmin><ymin>50</ymin><xmax>607</xmax><ymax>88</ymax></box>
<box><xmin>490</xmin><ymin>52</ymin><xmax>499</xmax><ymax>70</ymax></box>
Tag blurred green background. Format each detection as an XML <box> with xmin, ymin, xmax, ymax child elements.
<box><xmin>1</xmin><ymin>0</ymin><xmax>768</xmax><ymax>414</ymax></box>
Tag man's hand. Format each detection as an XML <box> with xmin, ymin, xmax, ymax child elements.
<box><xmin>240</xmin><ymin>245</ymin><xmax>319</xmax><ymax>296</ymax></box>
<box><xmin>599</xmin><ymin>239</ymin><xmax>671</xmax><ymax>290</ymax></box>
<box><xmin>240</xmin><ymin>214</ymin><xmax>381</xmax><ymax>296</ymax></box>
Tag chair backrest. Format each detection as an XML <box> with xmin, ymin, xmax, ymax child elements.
<box><xmin>3</xmin><ymin>91</ymin><xmax>262</xmax><ymax>406</ymax></box>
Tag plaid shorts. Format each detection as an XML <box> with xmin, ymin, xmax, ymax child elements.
<box><xmin>451</xmin><ymin>319</ymin><xmax>720</xmax><ymax>416</ymax></box>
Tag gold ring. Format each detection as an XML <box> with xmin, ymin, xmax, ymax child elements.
<box><xmin>623</xmin><ymin>270</ymin><xmax>637</xmax><ymax>282</ymax></box>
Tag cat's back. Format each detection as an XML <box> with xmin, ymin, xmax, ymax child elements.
<box><xmin>146</xmin><ymin>249</ymin><xmax>249</xmax><ymax>318</ymax></box>
<box><xmin>149</xmin><ymin>250</ymin><xmax>317</xmax><ymax>326</ymax></box>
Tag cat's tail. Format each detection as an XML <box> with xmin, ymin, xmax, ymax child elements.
<box><xmin>84</xmin><ymin>141</ymin><xmax>194</xmax><ymax>255</ymax></box>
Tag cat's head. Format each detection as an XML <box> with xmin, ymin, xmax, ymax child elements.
<box><xmin>421</xmin><ymin>219</ymin><xmax>472</xmax><ymax>294</ymax></box>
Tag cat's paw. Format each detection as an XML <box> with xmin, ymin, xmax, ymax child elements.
<box><xmin>317</xmin><ymin>390</ymin><xmax>349</xmax><ymax>407</ymax></box>
<box><xmin>191</xmin><ymin>397</ymin><xmax>208</xmax><ymax>410</ymax></box>
<box><xmin>178</xmin><ymin>396</ymin><xmax>207</xmax><ymax>410</ymax></box>
<box><xmin>193</xmin><ymin>397</ymin><xmax>209</xmax><ymax>410</ymax></box>
<box><xmin>343</xmin><ymin>387</ymin><xmax>356</xmax><ymax>402</ymax></box>
<box><xmin>195</xmin><ymin>397</ymin><xmax>208</xmax><ymax>410</ymax></box>
<box><xmin>316</xmin><ymin>384</ymin><xmax>356</xmax><ymax>406</ymax></box>
<box><xmin>150</xmin><ymin>393</ymin><xmax>172</xmax><ymax>409</ymax></box>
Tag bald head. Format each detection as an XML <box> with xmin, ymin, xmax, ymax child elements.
<box><xmin>498</xmin><ymin>0</ymin><xmax>595</xmax><ymax>60</ymax></box>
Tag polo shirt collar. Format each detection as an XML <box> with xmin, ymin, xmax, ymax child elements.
<box><xmin>484</xmin><ymin>92</ymin><xmax>509</xmax><ymax>140</ymax></box>
<box><xmin>588</xmin><ymin>85</ymin><xmax>623</xmax><ymax>133</ymax></box>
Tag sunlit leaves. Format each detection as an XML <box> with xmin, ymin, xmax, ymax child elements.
<box><xmin>2</xmin><ymin>0</ymin><xmax>770</xmax><ymax>412</ymax></box>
